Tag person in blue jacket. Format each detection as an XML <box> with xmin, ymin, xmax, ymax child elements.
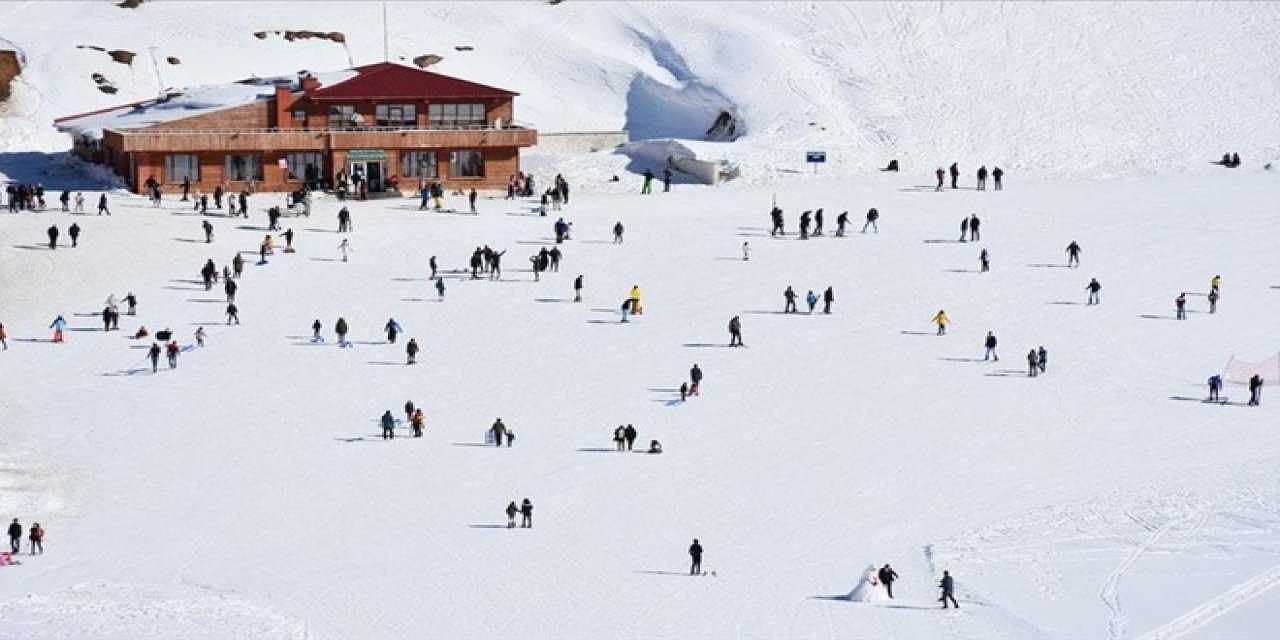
<box><xmin>381</xmin><ymin>411</ymin><xmax>396</xmax><ymax>440</ymax></box>
<box><xmin>49</xmin><ymin>315</ymin><xmax>67</xmax><ymax>343</ymax></box>
<box><xmin>806</xmin><ymin>290</ymin><xmax>819</xmax><ymax>314</ymax></box>
<box><xmin>384</xmin><ymin>318</ymin><xmax>402</xmax><ymax>344</ymax></box>
<box><xmin>1208</xmin><ymin>374</ymin><xmax>1223</xmax><ymax>402</ymax></box>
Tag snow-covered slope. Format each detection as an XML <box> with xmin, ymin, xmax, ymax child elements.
<box><xmin>3</xmin><ymin>1</ymin><xmax>1280</xmax><ymax>181</ymax></box>
<box><xmin>1</xmin><ymin>169</ymin><xmax>1279</xmax><ymax>638</ymax></box>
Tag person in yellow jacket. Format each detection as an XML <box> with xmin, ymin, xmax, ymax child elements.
<box><xmin>411</xmin><ymin>408</ymin><xmax>425</xmax><ymax>437</ymax></box>
<box><xmin>629</xmin><ymin>285</ymin><xmax>643</xmax><ymax>315</ymax></box>
<box><xmin>1210</xmin><ymin>275</ymin><xmax>1221</xmax><ymax>295</ymax></box>
<box><xmin>932</xmin><ymin>310</ymin><xmax>950</xmax><ymax>335</ymax></box>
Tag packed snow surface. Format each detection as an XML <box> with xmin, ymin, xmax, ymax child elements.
<box><xmin>3</xmin><ymin>2</ymin><xmax>1280</xmax><ymax>639</ymax></box>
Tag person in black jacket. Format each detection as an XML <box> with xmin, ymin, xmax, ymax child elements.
<box><xmin>968</xmin><ymin>214</ymin><xmax>981</xmax><ymax>242</ymax></box>
<box><xmin>1249</xmin><ymin>374</ymin><xmax>1264</xmax><ymax>406</ymax></box>
<box><xmin>878</xmin><ymin>564</ymin><xmax>899</xmax><ymax>598</ymax></box>
<box><xmin>984</xmin><ymin>331</ymin><xmax>998</xmax><ymax>361</ymax></box>
<box><xmin>823</xmin><ymin>287</ymin><xmax>834</xmax><ymax>314</ymax></box>
<box><xmin>729</xmin><ymin>316</ymin><xmax>743</xmax><ymax>347</ymax></box>
<box><xmin>148</xmin><ymin>342</ymin><xmax>162</xmax><ymax>373</ymax></box>
<box><xmin>689</xmin><ymin>539</ymin><xmax>704</xmax><ymax>575</ymax></box>
<box><xmin>46</xmin><ymin>225</ymin><xmax>58</xmax><ymax>250</ymax></box>
<box><xmin>690</xmin><ymin>363</ymin><xmax>703</xmax><ymax>389</ymax></box>
<box><xmin>7</xmin><ymin>518</ymin><xmax>20</xmax><ymax>553</ymax></box>
<box><xmin>992</xmin><ymin>166</ymin><xmax>1004</xmax><ymax>190</ymax></box>
<box><xmin>68</xmin><ymin>224</ymin><xmax>80</xmax><ymax>248</ymax></box>
<box><xmin>940</xmin><ymin>571</ymin><xmax>959</xmax><ymax>608</ymax></box>
<box><xmin>949</xmin><ymin>162</ymin><xmax>960</xmax><ymax>189</ymax></box>
<box><xmin>976</xmin><ymin>166</ymin><xmax>988</xmax><ymax>191</ymax></box>
<box><xmin>506</xmin><ymin>501</ymin><xmax>519</xmax><ymax>528</ymax></box>
<box><xmin>770</xmin><ymin>206</ymin><xmax>784</xmax><ymax>236</ymax></box>
<box><xmin>520</xmin><ymin>498</ymin><xmax>533</xmax><ymax>528</ymax></box>
<box><xmin>623</xmin><ymin>424</ymin><xmax>637</xmax><ymax>451</ymax></box>
<box><xmin>784</xmin><ymin>286</ymin><xmax>798</xmax><ymax>313</ymax></box>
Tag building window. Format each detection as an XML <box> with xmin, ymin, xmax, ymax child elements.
<box><xmin>293</xmin><ymin>109</ymin><xmax>309</xmax><ymax>129</ymax></box>
<box><xmin>376</xmin><ymin>104</ymin><xmax>417</xmax><ymax>128</ymax></box>
<box><xmin>328</xmin><ymin>105</ymin><xmax>356</xmax><ymax>129</ymax></box>
<box><xmin>224</xmin><ymin>154</ymin><xmax>263</xmax><ymax>182</ymax></box>
<box><xmin>400</xmin><ymin>151</ymin><xmax>438</xmax><ymax>178</ymax></box>
<box><xmin>449</xmin><ymin>150</ymin><xmax>484</xmax><ymax>178</ymax></box>
<box><xmin>164</xmin><ymin>154</ymin><xmax>200</xmax><ymax>183</ymax></box>
<box><xmin>429</xmin><ymin>103</ymin><xmax>486</xmax><ymax>128</ymax></box>
<box><xmin>285</xmin><ymin>152</ymin><xmax>324</xmax><ymax>183</ymax></box>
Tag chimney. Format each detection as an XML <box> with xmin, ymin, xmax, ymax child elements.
<box><xmin>273</xmin><ymin>84</ymin><xmax>293</xmax><ymax>129</ymax></box>
<box><xmin>300</xmin><ymin>74</ymin><xmax>321</xmax><ymax>95</ymax></box>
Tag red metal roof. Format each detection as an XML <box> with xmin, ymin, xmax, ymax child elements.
<box><xmin>308</xmin><ymin>62</ymin><xmax>517</xmax><ymax>101</ymax></box>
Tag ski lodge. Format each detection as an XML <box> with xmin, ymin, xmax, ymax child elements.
<box><xmin>54</xmin><ymin>62</ymin><xmax>537</xmax><ymax>195</ymax></box>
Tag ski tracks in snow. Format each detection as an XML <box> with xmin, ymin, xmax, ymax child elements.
<box><xmin>1099</xmin><ymin>512</ymin><xmax>1200</xmax><ymax>640</ymax></box>
<box><xmin>1135</xmin><ymin>560</ymin><xmax>1280</xmax><ymax>640</ymax></box>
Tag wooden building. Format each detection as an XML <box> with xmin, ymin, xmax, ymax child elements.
<box><xmin>55</xmin><ymin>62</ymin><xmax>537</xmax><ymax>195</ymax></box>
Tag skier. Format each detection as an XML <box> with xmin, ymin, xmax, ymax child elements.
<box><xmin>984</xmin><ymin>331</ymin><xmax>998</xmax><ymax>361</ymax></box>
<box><xmin>979</xmin><ymin>249</ymin><xmax>990</xmax><ymax>273</ymax></box>
<box><xmin>879</xmin><ymin>564</ymin><xmax>899</xmax><ymax>599</ymax></box>
<box><xmin>573</xmin><ymin>275</ymin><xmax>584</xmax><ymax>302</ymax></box>
<box><xmin>959</xmin><ymin>216</ymin><xmax>969</xmax><ymax>242</ymax></box>
<box><xmin>862</xmin><ymin>208</ymin><xmax>879</xmax><ymax>234</ymax></box>
<box><xmin>46</xmin><ymin>224</ymin><xmax>58</xmax><ymax>250</ymax></box>
<box><xmin>976</xmin><ymin>165</ymin><xmax>988</xmax><ymax>191</ymax></box>
<box><xmin>935</xmin><ymin>168</ymin><xmax>945</xmax><ymax>192</ymax></box>
<box><xmin>742</xmin><ymin>242</ymin><xmax>750</xmax><ymax>261</ymax></box>
<box><xmin>992</xmin><ymin>167</ymin><xmax>1004</xmax><ymax>190</ymax></box>
<box><xmin>968</xmin><ymin>214</ymin><xmax>981</xmax><ymax>241</ymax></box>
<box><xmin>435</xmin><ymin>278</ymin><xmax>446</xmax><ymax>300</ymax></box>
<box><xmin>1086</xmin><ymin>278</ymin><xmax>1102</xmax><ymax>305</ymax></box>
<box><xmin>641</xmin><ymin>168</ymin><xmax>654</xmax><ymax>194</ymax></box>
<box><xmin>335</xmin><ymin>318</ymin><xmax>349</xmax><ymax>347</ymax></box>
<box><xmin>1176</xmin><ymin>292</ymin><xmax>1187</xmax><ymax>320</ymax></box>
<box><xmin>148</xmin><ymin>342</ymin><xmax>162</xmax><ymax>373</ymax></box>
<box><xmin>1066</xmin><ymin>241</ymin><xmax>1082</xmax><ymax>267</ymax></box>
<box><xmin>1037</xmin><ymin>346</ymin><xmax>1048</xmax><ymax>373</ymax></box>
<box><xmin>940</xmin><ymin>571</ymin><xmax>959</xmax><ymax>608</ymax></box>
<box><xmin>202</xmin><ymin>220</ymin><xmax>214</xmax><ymax>243</ymax></box>
<box><xmin>381</xmin><ymin>410</ymin><xmax>396</xmax><ymax>440</ymax></box>
<box><xmin>613</xmin><ymin>221</ymin><xmax>625</xmax><ymax>244</ymax></box>
<box><xmin>338</xmin><ymin>239</ymin><xmax>352</xmax><ymax>262</ymax></box>
<box><xmin>384</xmin><ymin>318</ymin><xmax>402</xmax><ymax>344</ymax></box>
<box><xmin>1248</xmin><ymin>374</ymin><xmax>1264</xmax><ymax>406</ymax></box>
<box><xmin>406</xmin><ymin>338</ymin><xmax>419</xmax><ymax>365</ymax></box>
<box><xmin>770</xmin><ymin>206</ymin><xmax>785</xmax><ymax>236</ymax></box>
<box><xmin>1027</xmin><ymin>349</ymin><xmax>1040</xmax><ymax>377</ymax></box>
<box><xmin>68</xmin><ymin>224</ymin><xmax>80</xmax><ymax>248</ymax></box>
<box><xmin>506</xmin><ymin>501</ymin><xmax>519</xmax><ymax>529</ymax></box>
<box><xmin>784</xmin><ymin>286</ymin><xmax>798</xmax><ymax>313</ymax></box>
<box><xmin>728</xmin><ymin>315</ymin><xmax>744</xmax><ymax>347</ymax></box>
<box><xmin>195</xmin><ymin>326</ymin><xmax>206</xmax><ymax>347</ymax></box>
<box><xmin>49</xmin><ymin>315</ymin><xmax>66</xmax><ymax>343</ymax></box>
<box><xmin>949</xmin><ymin>162</ymin><xmax>960</xmax><ymax>189</ymax></box>
<box><xmin>822</xmin><ymin>287</ymin><xmax>834</xmax><ymax>314</ymax></box>
<box><xmin>932</xmin><ymin>310</ymin><xmax>950</xmax><ymax>336</ymax></box>
<box><xmin>805</xmin><ymin>289</ymin><xmax>819</xmax><ymax>314</ymax></box>
<box><xmin>225</xmin><ymin>302</ymin><xmax>240</xmax><ymax>325</ymax></box>
<box><xmin>623</xmin><ymin>424</ymin><xmax>637</xmax><ymax>451</ymax></box>
<box><xmin>1208</xmin><ymin>374</ymin><xmax>1223</xmax><ymax>402</ymax></box>
<box><xmin>1208</xmin><ymin>289</ymin><xmax>1219</xmax><ymax>314</ymax></box>
<box><xmin>689</xmin><ymin>539</ymin><xmax>703</xmax><ymax>575</ymax></box>
<box><xmin>7</xmin><ymin>519</ymin><xmax>20</xmax><ymax>553</ymax></box>
<box><xmin>520</xmin><ymin>499</ymin><xmax>533</xmax><ymax>528</ymax></box>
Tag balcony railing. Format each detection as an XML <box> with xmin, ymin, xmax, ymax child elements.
<box><xmin>105</xmin><ymin>122</ymin><xmax>538</xmax><ymax>153</ymax></box>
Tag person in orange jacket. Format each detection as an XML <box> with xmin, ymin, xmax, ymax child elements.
<box><xmin>932</xmin><ymin>310</ymin><xmax>950</xmax><ymax>336</ymax></box>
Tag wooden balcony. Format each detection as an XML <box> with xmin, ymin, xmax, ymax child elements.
<box><xmin>106</xmin><ymin>125</ymin><xmax>538</xmax><ymax>152</ymax></box>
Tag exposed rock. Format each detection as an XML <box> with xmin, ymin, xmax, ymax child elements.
<box><xmin>413</xmin><ymin>54</ymin><xmax>444</xmax><ymax>69</ymax></box>
<box><xmin>117</xmin><ymin>0</ymin><xmax>144</xmax><ymax>8</ymax></box>
<box><xmin>108</xmin><ymin>50</ymin><xmax>136</xmax><ymax>65</ymax></box>
<box><xmin>0</xmin><ymin>50</ymin><xmax>21</xmax><ymax>103</ymax></box>
<box><xmin>166</xmin><ymin>56</ymin><xmax>181</xmax><ymax>65</ymax></box>
<box><xmin>91</xmin><ymin>73</ymin><xmax>108</xmax><ymax>85</ymax></box>
<box><xmin>253</xmin><ymin>31</ymin><xmax>268</xmax><ymax>40</ymax></box>
<box><xmin>97</xmin><ymin>84</ymin><xmax>119</xmax><ymax>94</ymax></box>
<box><xmin>705</xmin><ymin>111</ymin><xmax>739</xmax><ymax>141</ymax></box>
<box><xmin>326</xmin><ymin>32</ymin><xmax>346</xmax><ymax>43</ymax></box>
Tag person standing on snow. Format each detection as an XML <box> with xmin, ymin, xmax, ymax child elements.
<box><xmin>729</xmin><ymin>316</ymin><xmax>744</xmax><ymax>347</ymax></box>
<box><xmin>148</xmin><ymin>342</ymin><xmax>162</xmax><ymax>373</ymax></box>
<box><xmin>932</xmin><ymin>310</ymin><xmax>950</xmax><ymax>335</ymax></box>
<box><xmin>1176</xmin><ymin>292</ymin><xmax>1187</xmax><ymax>320</ymax></box>
<box><xmin>202</xmin><ymin>220</ymin><xmax>214</xmax><ymax>243</ymax></box>
<box><xmin>7</xmin><ymin>519</ymin><xmax>20</xmax><ymax>553</ymax></box>
<box><xmin>384</xmin><ymin>318</ymin><xmax>401</xmax><ymax>344</ymax></box>
<box><xmin>976</xmin><ymin>166</ymin><xmax>988</xmax><ymax>191</ymax></box>
<box><xmin>27</xmin><ymin>523</ymin><xmax>42</xmax><ymax>555</ymax></box>
<box><xmin>979</xmin><ymin>248</ymin><xmax>990</xmax><ymax>273</ymax></box>
<box><xmin>663</xmin><ymin>167</ymin><xmax>673</xmax><ymax>192</ymax></box>
<box><xmin>435</xmin><ymin>278</ymin><xmax>446</xmax><ymax>300</ymax></box>
<box><xmin>690</xmin><ymin>364</ymin><xmax>703</xmax><ymax>392</ymax></box>
<box><xmin>984</xmin><ymin>332</ymin><xmax>998</xmax><ymax>361</ymax></box>
<box><xmin>823</xmin><ymin>287</ymin><xmax>834</xmax><ymax>314</ymax></box>
<box><xmin>97</xmin><ymin>193</ymin><xmax>110</xmax><ymax>215</ymax></box>
<box><xmin>506</xmin><ymin>501</ymin><xmax>519</xmax><ymax>528</ymax></box>
<box><xmin>68</xmin><ymin>223</ymin><xmax>80</xmax><ymax>248</ymax></box>
<box><xmin>520</xmin><ymin>499</ymin><xmax>533</xmax><ymax>528</ymax></box>
<box><xmin>338</xmin><ymin>239</ymin><xmax>352</xmax><ymax>262</ymax></box>
<box><xmin>689</xmin><ymin>539</ymin><xmax>704</xmax><ymax>575</ymax></box>
<box><xmin>742</xmin><ymin>242</ymin><xmax>750</xmax><ymax>261</ymax></box>
<box><xmin>411</xmin><ymin>408</ymin><xmax>424</xmax><ymax>437</ymax></box>
<box><xmin>613</xmin><ymin>221</ymin><xmax>625</xmax><ymax>244</ymax></box>
<box><xmin>992</xmin><ymin>167</ymin><xmax>1004</xmax><ymax>190</ymax></box>
<box><xmin>1208</xmin><ymin>289</ymin><xmax>1219</xmax><ymax>314</ymax></box>
<box><xmin>0</xmin><ymin>322</ymin><xmax>8</xmax><ymax>350</ymax></box>
<box><xmin>468</xmin><ymin>188</ymin><xmax>478</xmax><ymax>214</ymax></box>
<box><xmin>1066</xmin><ymin>241</ymin><xmax>1082</xmax><ymax>267</ymax></box>
<box><xmin>940</xmin><ymin>571</ymin><xmax>959</xmax><ymax>608</ymax></box>
<box><xmin>1208</xmin><ymin>374</ymin><xmax>1223</xmax><ymax>402</ymax></box>
<box><xmin>949</xmin><ymin>162</ymin><xmax>960</xmax><ymax>189</ymax></box>
<box><xmin>573</xmin><ymin>275</ymin><xmax>584</xmax><ymax>302</ymax></box>
<box><xmin>381</xmin><ymin>410</ymin><xmax>396</xmax><ymax>440</ymax></box>
<box><xmin>641</xmin><ymin>169</ymin><xmax>654</xmax><ymax>194</ymax></box>
<box><xmin>225</xmin><ymin>302</ymin><xmax>240</xmax><ymax>325</ymax></box>
<box><xmin>835</xmin><ymin>211</ymin><xmax>849</xmax><ymax>236</ymax></box>
<box><xmin>310</xmin><ymin>319</ymin><xmax>324</xmax><ymax>343</ymax></box>
<box><xmin>784</xmin><ymin>286</ymin><xmax>798</xmax><ymax>313</ymax></box>
<box><xmin>406</xmin><ymin>338</ymin><xmax>419</xmax><ymax>365</ymax></box>
<box><xmin>959</xmin><ymin>216</ymin><xmax>969</xmax><ymax>243</ymax></box>
<box><xmin>879</xmin><ymin>564</ymin><xmax>900</xmax><ymax>599</ymax></box>
<box><xmin>1027</xmin><ymin>349</ymin><xmax>1040</xmax><ymax>377</ymax></box>
<box><xmin>805</xmin><ymin>289</ymin><xmax>818</xmax><ymax>313</ymax></box>
<box><xmin>491</xmin><ymin>418</ymin><xmax>507</xmax><ymax>447</ymax></box>
<box><xmin>935</xmin><ymin>168</ymin><xmax>945</xmax><ymax>192</ymax></box>
<box><xmin>1248</xmin><ymin>374</ymin><xmax>1264</xmax><ymax>406</ymax></box>
<box><xmin>968</xmin><ymin>214</ymin><xmax>981</xmax><ymax>241</ymax></box>
<box><xmin>195</xmin><ymin>326</ymin><xmax>207</xmax><ymax>348</ymax></box>
<box><xmin>166</xmin><ymin>340</ymin><xmax>180</xmax><ymax>369</ymax></box>
<box><xmin>224</xmin><ymin>279</ymin><xmax>237</xmax><ymax>304</ymax></box>
<box><xmin>623</xmin><ymin>424</ymin><xmax>637</xmax><ymax>451</ymax></box>
<box><xmin>770</xmin><ymin>206</ymin><xmax>785</xmax><ymax>236</ymax></box>
<box><xmin>1037</xmin><ymin>346</ymin><xmax>1048</xmax><ymax>373</ymax></box>
<box><xmin>49</xmin><ymin>315</ymin><xmax>67</xmax><ymax>343</ymax></box>
<box><xmin>813</xmin><ymin>208</ymin><xmax>824</xmax><ymax>236</ymax></box>
<box><xmin>862</xmin><ymin>208</ymin><xmax>879</xmax><ymax>234</ymax></box>
<box><xmin>1086</xmin><ymin>278</ymin><xmax>1102</xmax><ymax>305</ymax></box>
<box><xmin>46</xmin><ymin>225</ymin><xmax>58</xmax><ymax>250</ymax></box>
<box><xmin>335</xmin><ymin>317</ymin><xmax>349</xmax><ymax>347</ymax></box>
<box><xmin>798</xmin><ymin>210</ymin><xmax>811</xmax><ymax>239</ymax></box>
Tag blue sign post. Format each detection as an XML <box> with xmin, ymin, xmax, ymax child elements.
<box><xmin>806</xmin><ymin>151</ymin><xmax>827</xmax><ymax>174</ymax></box>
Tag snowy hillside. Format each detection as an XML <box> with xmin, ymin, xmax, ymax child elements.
<box><xmin>4</xmin><ymin>2</ymin><xmax>1280</xmax><ymax>639</ymax></box>
<box><xmin>3</xmin><ymin>1</ymin><xmax>1280</xmax><ymax>182</ymax></box>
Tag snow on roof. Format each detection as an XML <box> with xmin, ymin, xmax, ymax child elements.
<box><xmin>55</xmin><ymin>69</ymin><xmax>356</xmax><ymax>140</ymax></box>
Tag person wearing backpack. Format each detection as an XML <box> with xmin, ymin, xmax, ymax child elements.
<box><xmin>862</xmin><ymin>208</ymin><xmax>879</xmax><ymax>233</ymax></box>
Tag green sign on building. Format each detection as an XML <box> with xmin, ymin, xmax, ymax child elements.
<box><xmin>347</xmin><ymin>149</ymin><xmax>387</xmax><ymax>161</ymax></box>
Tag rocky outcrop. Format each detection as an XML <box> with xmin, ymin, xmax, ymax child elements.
<box><xmin>0</xmin><ymin>50</ymin><xmax>20</xmax><ymax>103</ymax></box>
<box><xmin>413</xmin><ymin>54</ymin><xmax>444</xmax><ymax>69</ymax></box>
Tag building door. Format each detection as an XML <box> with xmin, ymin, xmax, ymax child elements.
<box><xmin>346</xmin><ymin>149</ymin><xmax>388</xmax><ymax>193</ymax></box>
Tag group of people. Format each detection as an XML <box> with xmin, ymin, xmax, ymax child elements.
<box><xmin>44</xmin><ymin>223</ymin><xmax>82</xmax><ymax>249</ymax></box>
<box><xmin>934</xmin><ymin>163</ymin><xmax>1004</xmax><ymax>191</ymax></box>
<box><xmin>782</xmin><ymin>286</ymin><xmax>836</xmax><ymax>314</ymax></box>
<box><xmin>7</xmin><ymin>518</ymin><xmax>44</xmax><ymax>556</ymax></box>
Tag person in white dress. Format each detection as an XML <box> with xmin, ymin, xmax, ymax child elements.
<box><xmin>846</xmin><ymin>565</ymin><xmax>890</xmax><ymax>603</ymax></box>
